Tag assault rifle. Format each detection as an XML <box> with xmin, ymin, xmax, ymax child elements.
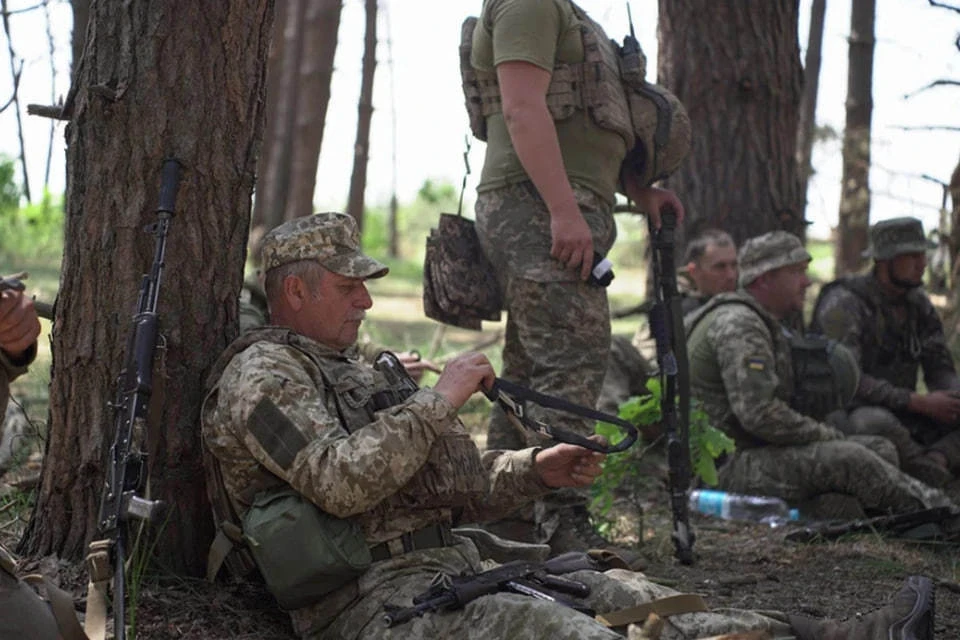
<box><xmin>91</xmin><ymin>159</ymin><xmax>181</xmax><ymax>640</ymax></box>
<box><xmin>382</xmin><ymin>551</ymin><xmax>598</xmax><ymax>627</ymax></box>
<box><xmin>648</xmin><ymin>205</ymin><xmax>695</xmax><ymax>565</ymax></box>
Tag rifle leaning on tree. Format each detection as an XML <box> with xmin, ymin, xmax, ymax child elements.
<box><xmin>86</xmin><ymin>159</ymin><xmax>181</xmax><ymax>640</ymax></box>
<box><xmin>647</xmin><ymin>205</ymin><xmax>696</xmax><ymax>565</ymax></box>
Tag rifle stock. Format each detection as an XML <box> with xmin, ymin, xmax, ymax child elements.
<box><xmin>92</xmin><ymin>159</ymin><xmax>181</xmax><ymax>640</ymax></box>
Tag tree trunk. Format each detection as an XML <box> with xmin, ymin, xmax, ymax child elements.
<box><xmin>249</xmin><ymin>0</ymin><xmax>291</xmax><ymax>257</ymax></box>
<box><xmin>346</xmin><ymin>0</ymin><xmax>378</xmax><ymax>231</ymax></box>
<box><xmin>70</xmin><ymin>0</ymin><xmax>90</xmax><ymax>78</ymax></box>
<box><xmin>20</xmin><ymin>0</ymin><xmax>274</xmax><ymax>577</ymax></box>
<box><xmin>797</xmin><ymin>0</ymin><xmax>826</xmax><ymax>223</ymax></box>
<box><xmin>285</xmin><ymin>0</ymin><xmax>341</xmax><ymax>223</ymax></box>
<box><xmin>657</xmin><ymin>0</ymin><xmax>804</xmax><ymax>253</ymax></box>
<box><xmin>255</xmin><ymin>0</ymin><xmax>307</xmax><ymax>238</ymax></box>
<box><xmin>835</xmin><ymin>0</ymin><xmax>876</xmax><ymax>277</ymax></box>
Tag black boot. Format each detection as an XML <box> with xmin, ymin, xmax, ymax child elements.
<box><xmin>789</xmin><ymin>576</ymin><xmax>934</xmax><ymax>640</ymax></box>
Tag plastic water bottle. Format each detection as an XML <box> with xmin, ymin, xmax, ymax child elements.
<box><xmin>688</xmin><ymin>489</ymin><xmax>799</xmax><ymax>527</ymax></box>
<box><xmin>589</xmin><ymin>252</ymin><xmax>615</xmax><ymax>287</ymax></box>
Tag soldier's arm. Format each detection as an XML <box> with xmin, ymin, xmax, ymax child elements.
<box><xmin>211</xmin><ymin>343</ymin><xmax>459</xmax><ymax>519</ymax></box>
<box><xmin>712</xmin><ymin>306</ymin><xmax>839</xmax><ymax>445</ymax></box>
<box><xmin>815</xmin><ymin>286</ymin><xmax>913</xmax><ymax>411</ymax></box>
<box><xmin>915</xmin><ymin>293</ymin><xmax>960</xmax><ymax>392</ymax></box>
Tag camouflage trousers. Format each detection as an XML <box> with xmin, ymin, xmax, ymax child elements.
<box><xmin>299</xmin><ymin>540</ymin><xmax>795</xmax><ymax>640</ymax></box>
<box><xmin>717</xmin><ymin>438</ymin><xmax>954</xmax><ymax>513</ymax></box>
<box><xmin>849</xmin><ymin>405</ymin><xmax>960</xmax><ymax>472</ymax></box>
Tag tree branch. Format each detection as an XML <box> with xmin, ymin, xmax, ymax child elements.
<box><xmin>26</xmin><ymin>102</ymin><xmax>70</xmax><ymax>120</ymax></box>
<box><xmin>890</xmin><ymin>124</ymin><xmax>960</xmax><ymax>132</ymax></box>
<box><xmin>927</xmin><ymin>0</ymin><xmax>960</xmax><ymax>14</ymax></box>
<box><xmin>903</xmin><ymin>79</ymin><xmax>960</xmax><ymax>99</ymax></box>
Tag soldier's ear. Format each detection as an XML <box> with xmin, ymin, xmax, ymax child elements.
<box><xmin>281</xmin><ymin>274</ymin><xmax>309</xmax><ymax>311</ymax></box>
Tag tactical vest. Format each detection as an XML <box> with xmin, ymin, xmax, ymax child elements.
<box><xmin>813</xmin><ymin>275</ymin><xmax>924</xmax><ymax>391</ymax></box>
<box><xmin>202</xmin><ymin>328</ymin><xmax>487</xmax><ymax>581</ymax></box>
<box><xmin>460</xmin><ymin>2</ymin><xmax>635</xmax><ymax>149</ymax></box>
<box><xmin>687</xmin><ymin>294</ymin><xmax>852</xmax><ymax>432</ymax></box>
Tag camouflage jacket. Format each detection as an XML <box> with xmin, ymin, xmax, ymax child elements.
<box><xmin>0</xmin><ymin>345</ymin><xmax>35</xmax><ymax>414</ymax></box>
<box><xmin>201</xmin><ymin>327</ymin><xmax>551</xmax><ymax>546</ymax></box>
<box><xmin>686</xmin><ymin>291</ymin><xmax>839</xmax><ymax>448</ymax></box>
<box><xmin>811</xmin><ymin>273</ymin><xmax>960</xmax><ymax>412</ymax></box>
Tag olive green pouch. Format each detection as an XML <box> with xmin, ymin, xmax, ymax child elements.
<box><xmin>243</xmin><ymin>487</ymin><xmax>372</xmax><ymax>610</ymax></box>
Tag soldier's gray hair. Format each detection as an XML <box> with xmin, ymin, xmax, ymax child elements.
<box><xmin>264</xmin><ymin>260</ymin><xmax>326</xmax><ymax>302</ymax></box>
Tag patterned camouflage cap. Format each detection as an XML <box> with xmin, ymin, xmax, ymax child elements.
<box><xmin>863</xmin><ymin>217</ymin><xmax>935</xmax><ymax>260</ymax></box>
<box><xmin>738</xmin><ymin>230</ymin><xmax>811</xmax><ymax>287</ymax></box>
<box><xmin>260</xmin><ymin>212</ymin><xmax>389</xmax><ymax>278</ymax></box>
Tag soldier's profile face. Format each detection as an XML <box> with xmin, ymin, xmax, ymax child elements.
<box><xmin>690</xmin><ymin>243</ymin><xmax>737</xmax><ymax>296</ymax></box>
<box><xmin>765</xmin><ymin>261</ymin><xmax>810</xmax><ymax>315</ymax></box>
<box><xmin>887</xmin><ymin>251</ymin><xmax>926</xmax><ymax>288</ymax></box>
<box><xmin>302</xmin><ymin>270</ymin><xmax>373</xmax><ymax>349</ymax></box>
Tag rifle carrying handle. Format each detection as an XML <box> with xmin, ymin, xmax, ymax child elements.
<box><xmin>158</xmin><ymin>159</ymin><xmax>182</xmax><ymax>215</ymax></box>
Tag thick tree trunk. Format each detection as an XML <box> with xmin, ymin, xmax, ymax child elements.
<box><xmin>20</xmin><ymin>0</ymin><xmax>274</xmax><ymax>577</ymax></box>
<box><xmin>70</xmin><ymin>0</ymin><xmax>90</xmax><ymax>78</ymax></box>
<box><xmin>346</xmin><ymin>0</ymin><xmax>378</xmax><ymax>231</ymax></box>
<box><xmin>835</xmin><ymin>0</ymin><xmax>876</xmax><ymax>277</ymax></box>
<box><xmin>657</xmin><ymin>1</ymin><xmax>804</xmax><ymax>252</ymax></box>
<box><xmin>797</xmin><ymin>0</ymin><xmax>826</xmax><ymax>223</ymax></box>
<box><xmin>285</xmin><ymin>0</ymin><xmax>341</xmax><ymax>222</ymax></box>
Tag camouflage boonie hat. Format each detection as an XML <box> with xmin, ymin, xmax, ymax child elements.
<box><xmin>863</xmin><ymin>217</ymin><xmax>935</xmax><ymax>260</ymax></box>
<box><xmin>738</xmin><ymin>231</ymin><xmax>811</xmax><ymax>287</ymax></box>
<box><xmin>260</xmin><ymin>212</ymin><xmax>388</xmax><ymax>278</ymax></box>
<box><xmin>624</xmin><ymin>83</ymin><xmax>691</xmax><ymax>187</ymax></box>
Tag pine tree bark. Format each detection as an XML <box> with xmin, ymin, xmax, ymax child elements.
<box><xmin>20</xmin><ymin>0</ymin><xmax>274</xmax><ymax>576</ymax></box>
<box><xmin>797</xmin><ymin>0</ymin><xmax>826</xmax><ymax>219</ymax></box>
<box><xmin>657</xmin><ymin>1</ymin><xmax>804</xmax><ymax>252</ymax></box>
<box><xmin>346</xmin><ymin>0</ymin><xmax>378</xmax><ymax>231</ymax></box>
<box><xmin>835</xmin><ymin>0</ymin><xmax>876</xmax><ymax>277</ymax></box>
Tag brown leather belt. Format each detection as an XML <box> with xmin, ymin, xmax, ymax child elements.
<box><xmin>370</xmin><ymin>523</ymin><xmax>455</xmax><ymax>562</ymax></box>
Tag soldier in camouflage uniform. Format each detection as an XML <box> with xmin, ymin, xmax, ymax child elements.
<box><xmin>201</xmin><ymin>213</ymin><xmax>936</xmax><ymax>640</ymax></box>
<box><xmin>0</xmin><ymin>278</ymin><xmax>62</xmax><ymax>639</ymax></box>
<box><xmin>686</xmin><ymin>231</ymin><xmax>953</xmax><ymax>515</ymax></box>
<box><xmin>680</xmin><ymin>229</ymin><xmax>738</xmax><ymax>317</ymax></box>
<box><xmin>812</xmin><ymin>217</ymin><xmax>960</xmax><ymax>487</ymax></box>
<box><xmin>470</xmin><ymin>0</ymin><xmax>689</xmax><ymax>563</ymax></box>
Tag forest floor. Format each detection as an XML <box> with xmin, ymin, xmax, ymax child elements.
<box><xmin>3</xmin><ymin>277</ymin><xmax>960</xmax><ymax>638</ymax></box>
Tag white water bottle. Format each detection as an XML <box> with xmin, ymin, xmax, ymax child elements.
<box><xmin>688</xmin><ymin>489</ymin><xmax>799</xmax><ymax>526</ymax></box>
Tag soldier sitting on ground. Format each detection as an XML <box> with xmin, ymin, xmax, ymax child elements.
<box><xmin>686</xmin><ymin>230</ymin><xmax>954</xmax><ymax>519</ymax></box>
<box><xmin>0</xmin><ymin>276</ymin><xmax>62</xmax><ymax>640</ymax></box>
<box><xmin>202</xmin><ymin>213</ymin><xmax>936</xmax><ymax>640</ymax></box>
<box><xmin>812</xmin><ymin>217</ymin><xmax>960</xmax><ymax>488</ymax></box>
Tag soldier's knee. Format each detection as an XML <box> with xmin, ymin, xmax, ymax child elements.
<box><xmin>848</xmin><ymin>406</ymin><xmax>905</xmax><ymax>435</ymax></box>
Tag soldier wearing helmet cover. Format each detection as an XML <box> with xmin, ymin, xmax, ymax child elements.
<box><xmin>686</xmin><ymin>231</ymin><xmax>953</xmax><ymax>517</ymax></box>
<box><xmin>812</xmin><ymin>217</ymin><xmax>960</xmax><ymax>488</ymax></box>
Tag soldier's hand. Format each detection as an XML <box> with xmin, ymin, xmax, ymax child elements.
<box><xmin>433</xmin><ymin>352</ymin><xmax>496</xmax><ymax>410</ymax></box>
<box><xmin>534</xmin><ymin>436</ymin><xmax>607</xmax><ymax>488</ymax></box>
<box><xmin>549</xmin><ymin>204</ymin><xmax>594</xmax><ymax>281</ymax></box>
<box><xmin>621</xmin><ymin>183</ymin><xmax>686</xmax><ymax>230</ymax></box>
<box><xmin>0</xmin><ymin>288</ymin><xmax>40</xmax><ymax>359</ymax></box>
<box><xmin>395</xmin><ymin>351</ymin><xmax>441</xmax><ymax>384</ymax></box>
<box><xmin>910</xmin><ymin>391</ymin><xmax>960</xmax><ymax>425</ymax></box>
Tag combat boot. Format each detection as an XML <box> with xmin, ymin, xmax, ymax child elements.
<box><xmin>903</xmin><ymin>454</ymin><xmax>953</xmax><ymax>488</ymax></box>
<box><xmin>789</xmin><ymin>575</ymin><xmax>934</xmax><ymax>640</ymax></box>
<box><xmin>549</xmin><ymin>505</ymin><xmax>646</xmax><ymax>571</ymax></box>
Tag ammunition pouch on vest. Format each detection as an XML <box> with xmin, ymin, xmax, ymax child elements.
<box><xmin>459</xmin><ymin>7</ymin><xmax>634</xmax><ymax>148</ymax></box>
<box><xmin>688</xmin><ymin>297</ymin><xmax>858</xmax><ymax>426</ymax></box>
<box><xmin>243</xmin><ymin>487</ymin><xmax>372</xmax><ymax>610</ymax></box>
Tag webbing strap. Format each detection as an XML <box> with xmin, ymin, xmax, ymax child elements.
<box><xmin>22</xmin><ymin>573</ymin><xmax>89</xmax><ymax>640</ymax></box>
<box><xmin>596</xmin><ymin>593</ymin><xmax>708</xmax><ymax>627</ymax></box>
<box><xmin>84</xmin><ymin>539</ymin><xmax>112</xmax><ymax>640</ymax></box>
<box><xmin>484</xmin><ymin>378</ymin><xmax>638</xmax><ymax>453</ymax></box>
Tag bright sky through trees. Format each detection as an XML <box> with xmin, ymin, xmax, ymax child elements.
<box><xmin>1</xmin><ymin>0</ymin><xmax>957</xmax><ymax>239</ymax></box>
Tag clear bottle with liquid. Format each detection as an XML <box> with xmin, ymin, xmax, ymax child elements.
<box><xmin>688</xmin><ymin>489</ymin><xmax>799</xmax><ymax>527</ymax></box>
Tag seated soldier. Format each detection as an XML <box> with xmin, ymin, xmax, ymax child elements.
<box><xmin>203</xmin><ymin>213</ymin><xmax>936</xmax><ymax>640</ymax></box>
<box><xmin>686</xmin><ymin>230</ymin><xmax>954</xmax><ymax>517</ymax></box>
<box><xmin>812</xmin><ymin>217</ymin><xmax>960</xmax><ymax>488</ymax></box>
<box><xmin>0</xmin><ymin>276</ymin><xmax>62</xmax><ymax>639</ymax></box>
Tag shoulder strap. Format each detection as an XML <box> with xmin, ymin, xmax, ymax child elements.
<box><xmin>685</xmin><ymin>294</ymin><xmax>779</xmax><ymax>342</ymax></box>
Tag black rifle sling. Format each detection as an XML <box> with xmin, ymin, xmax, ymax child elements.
<box><xmin>484</xmin><ymin>378</ymin><xmax>638</xmax><ymax>454</ymax></box>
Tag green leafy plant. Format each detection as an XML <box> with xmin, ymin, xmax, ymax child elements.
<box><xmin>590</xmin><ymin>379</ymin><xmax>735</xmax><ymax>519</ymax></box>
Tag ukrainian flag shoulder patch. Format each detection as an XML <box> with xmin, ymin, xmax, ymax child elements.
<box><xmin>747</xmin><ymin>357</ymin><xmax>766</xmax><ymax>371</ymax></box>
